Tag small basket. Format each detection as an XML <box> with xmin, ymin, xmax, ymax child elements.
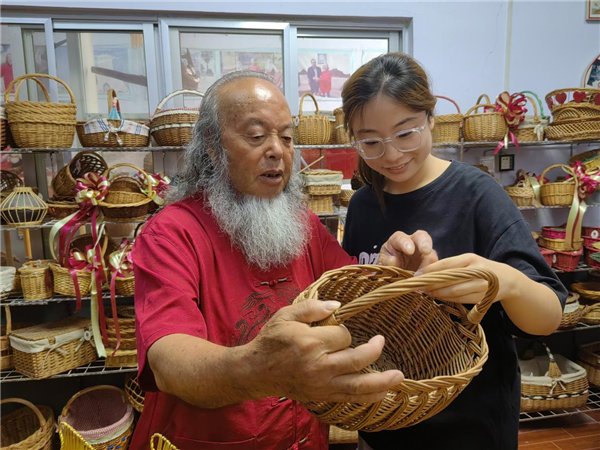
<box><xmin>0</xmin><ymin>171</ymin><xmax>23</xmax><ymax>199</ymax></box>
<box><xmin>577</xmin><ymin>342</ymin><xmax>600</xmax><ymax>387</ymax></box>
<box><xmin>0</xmin><ymin>398</ymin><xmax>55</xmax><ymax>450</ymax></box>
<box><xmin>432</xmin><ymin>95</ymin><xmax>463</xmax><ymax>143</ymax></box>
<box><xmin>515</xmin><ymin>94</ymin><xmax>547</xmax><ymax>142</ymax></box>
<box><xmin>539</xmin><ymin>247</ymin><xmax>556</xmax><ymax>266</ymax></box>
<box><xmin>9</xmin><ymin>317</ymin><xmax>97</xmax><ymax>379</ymax></box>
<box><xmin>587</xmin><ymin>248</ymin><xmax>600</xmax><ymax>269</ymax></box>
<box><xmin>538</xmin><ymin>236</ymin><xmax>583</xmax><ymax>252</ymax></box>
<box><xmin>47</xmin><ymin>198</ymin><xmax>79</xmax><ymax>220</ymax></box>
<box><xmin>570</xmin><ymin>149</ymin><xmax>600</xmax><ymax>172</ymax></box>
<box><xmin>339</xmin><ymin>189</ymin><xmax>355</xmax><ymax>208</ymax></box>
<box><xmin>52</xmin><ymin>151</ymin><xmax>108</xmax><ymax>198</ymax></box>
<box><xmin>59</xmin><ymin>385</ymin><xmax>135</xmax><ymax>450</ymax></box>
<box><xmin>105</xmin><ymin>306</ymin><xmax>136</xmax><ymax>350</ymax></box>
<box><xmin>292</xmin><ymin>265</ymin><xmax>498</xmax><ymax>431</ymax></box>
<box><xmin>542</xmin><ymin>226</ymin><xmax>566</xmax><ymax>240</ymax></box>
<box><xmin>462</xmin><ymin>94</ymin><xmax>507</xmax><ymax>142</ymax></box>
<box><xmin>504</xmin><ymin>169</ymin><xmax>534</xmax><ymax>207</ymax></box>
<box><xmin>104</xmin><ymin>347</ymin><xmax>137</xmax><ymax>368</ymax></box>
<box><xmin>307</xmin><ymin>195</ymin><xmax>333</xmax><ymax>214</ymax></box>
<box><xmin>150</xmin><ymin>90</ymin><xmax>204</xmax><ymax>146</ymax></box>
<box><xmin>519</xmin><ymin>341</ymin><xmax>589</xmax><ymax>412</ymax></box>
<box><xmin>115</xmin><ymin>277</ymin><xmax>134</xmax><ymax>297</ymax></box>
<box><xmin>99</xmin><ymin>163</ymin><xmax>154</xmax><ymax>222</ymax></box>
<box><xmin>333</xmin><ymin>107</ymin><xmax>351</xmax><ymax>145</ymax></box>
<box><xmin>582</xmin><ymin>303</ymin><xmax>600</xmax><ymax>325</ymax></box>
<box><xmin>571</xmin><ymin>282</ymin><xmax>600</xmax><ymax>302</ymax></box>
<box><xmin>293</xmin><ymin>93</ymin><xmax>331</xmax><ymax>145</ymax></box>
<box><xmin>18</xmin><ymin>260</ymin><xmax>54</xmax><ymax>301</ymax></box>
<box><xmin>50</xmin><ymin>263</ymin><xmax>92</xmax><ymax>298</ymax></box>
<box><xmin>124</xmin><ymin>373</ymin><xmax>145</xmax><ymax>413</ymax></box>
<box><xmin>546</xmin><ymin>108</ymin><xmax>600</xmax><ymax>141</ymax></box>
<box><xmin>546</xmin><ymin>88</ymin><xmax>600</xmax><ymax>119</ymax></box>
<box><xmin>584</xmin><ymin>235</ymin><xmax>600</xmax><ymax>248</ymax></box>
<box><xmin>539</xmin><ymin>164</ymin><xmax>576</xmax><ymax>206</ymax></box>
<box><xmin>558</xmin><ymin>292</ymin><xmax>584</xmax><ymax>329</ymax></box>
<box><xmin>301</xmin><ymin>169</ymin><xmax>343</xmax><ymax>195</ymax></box>
<box><xmin>5</xmin><ymin>74</ymin><xmax>76</xmax><ymax>148</ymax></box>
<box><xmin>59</xmin><ymin>422</ymin><xmax>94</xmax><ymax>450</ymax></box>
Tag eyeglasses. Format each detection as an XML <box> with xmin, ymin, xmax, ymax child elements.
<box><xmin>352</xmin><ymin>125</ymin><xmax>427</xmax><ymax>160</ymax></box>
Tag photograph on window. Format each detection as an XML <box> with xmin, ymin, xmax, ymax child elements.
<box><xmin>298</xmin><ymin>52</ymin><xmax>351</xmax><ymax>99</ymax></box>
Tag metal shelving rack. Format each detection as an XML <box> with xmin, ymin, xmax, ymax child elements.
<box><xmin>519</xmin><ymin>388</ymin><xmax>600</xmax><ymax>422</ymax></box>
<box><xmin>0</xmin><ymin>360</ymin><xmax>137</xmax><ymax>383</ymax></box>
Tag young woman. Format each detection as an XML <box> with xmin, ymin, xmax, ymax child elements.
<box><xmin>341</xmin><ymin>53</ymin><xmax>567</xmax><ymax>450</ymax></box>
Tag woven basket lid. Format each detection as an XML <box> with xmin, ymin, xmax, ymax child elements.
<box><xmin>10</xmin><ymin>317</ymin><xmax>91</xmax><ymax>342</ymax></box>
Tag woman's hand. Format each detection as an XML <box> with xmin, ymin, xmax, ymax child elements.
<box><xmin>415</xmin><ymin>253</ymin><xmax>517</xmax><ymax>304</ymax></box>
<box><xmin>378</xmin><ymin>231</ymin><xmax>438</xmax><ymax>271</ymax></box>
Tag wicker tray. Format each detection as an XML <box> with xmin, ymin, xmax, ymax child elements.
<box><xmin>432</xmin><ymin>95</ymin><xmax>463</xmax><ymax>143</ymax></box>
<box><xmin>546</xmin><ymin>108</ymin><xmax>600</xmax><ymax>141</ymax></box>
<box><xmin>571</xmin><ymin>282</ymin><xmax>600</xmax><ymax>302</ymax></box>
<box><xmin>301</xmin><ymin>169</ymin><xmax>343</xmax><ymax>195</ymax></box>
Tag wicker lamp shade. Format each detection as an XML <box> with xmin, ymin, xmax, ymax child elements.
<box><xmin>0</xmin><ymin>187</ymin><xmax>48</xmax><ymax>227</ymax></box>
<box><xmin>293</xmin><ymin>265</ymin><xmax>498</xmax><ymax>431</ymax></box>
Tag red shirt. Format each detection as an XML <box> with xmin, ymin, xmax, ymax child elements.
<box><xmin>1</xmin><ymin>63</ymin><xmax>14</xmax><ymax>92</ymax></box>
<box><xmin>319</xmin><ymin>71</ymin><xmax>332</xmax><ymax>94</ymax></box>
<box><xmin>130</xmin><ymin>195</ymin><xmax>353</xmax><ymax>450</ymax></box>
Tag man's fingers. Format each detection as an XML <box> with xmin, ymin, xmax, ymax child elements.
<box><xmin>329</xmin><ymin>370</ymin><xmax>404</xmax><ymax>396</ymax></box>
<box><xmin>417</xmin><ymin>249</ymin><xmax>439</xmax><ymax>271</ymax></box>
<box><xmin>327</xmin><ymin>335</ymin><xmax>386</xmax><ymax>373</ymax></box>
<box><xmin>276</xmin><ymin>299</ymin><xmax>341</xmax><ymax>324</ymax></box>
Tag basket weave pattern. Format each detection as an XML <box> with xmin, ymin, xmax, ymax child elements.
<box><xmin>150</xmin><ymin>90</ymin><xmax>204</xmax><ymax>146</ymax></box>
<box><xmin>293</xmin><ymin>93</ymin><xmax>331</xmax><ymax>145</ymax></box>
<box><xmin>463</xmin><ymin>94</ymin><xmax>507</xmax><ymax>142</ymax></box>
<box><xmin>52</xmin><ymin>151</ymin><xmax>108</xmax><ymax>198</ymax></box>
<box><xmin>432</xmin><ymin>95</ymin><xmax>462</xmax><ymax>143</ymax></box>
<box><xmin>539</xmin><ymin>164</ymin><xmax>576</xmax><ymax>206</ymax></box>
<box><xmin>0</xmin><ymin>398</ymin><xmax>55</xmax><ymax>450</ymax></box>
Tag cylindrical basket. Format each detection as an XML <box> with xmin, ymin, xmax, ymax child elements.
<box><xmin>432</xmin><ymin>95</ymin><xmax>462</xmax><ymax>143</ymax></box>
<box><xmin>539</xmin><ymin>164</ymin><xmax>576</xmax><ymax>206</ymax></box>
<box><xmin>52</xmin><ymin>151</ymin><xmax>108</xmax><ymax>198</ymax></box>
<box><xmin>463</xmin><ymin>94</ymin><xmax>507</xmax><ymax>142</ymax></box>
<box><xmin>292</xmin><ymin>265</ymin><xmax>498</xmax><ymax>431</ymax></box>
<box><xmin>0</xmin><ymin>398</ymin><xmax>55</xmax><ymax>450</ymax></box>
<box><xmin>558</xmin><ymin>292</ymin><xmax>584</xmax><ymax>329</ymax></box>
<box><xmin>150</xmin><ymin>90</ymin><xmax>204</xmax><ymax>146</ymax></box>
<box><xmin>5</xmin><ymin>74</ymin><xmax>76</xmax><ymax>148</ymax></box>
<box><xmin>293</xmin><ymin>93</ymin><xmax>331</xmax><ymax>145</ymax></box>
<box><xmin>18</xmin><ymin>260</ymin><xmax>54</xmax><ymax>301</ymax></box>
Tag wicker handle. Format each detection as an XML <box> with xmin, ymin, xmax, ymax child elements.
<box><xmin>539</xmin><ymin>164</ymin><xmax>572</xmax><ymax>186</ymax></box>
<box><xmin>523</xmin><ymin>341</ymin><xmax>564</xmax><ymax>379</ymax></box>
<box><xmin>476</xmin><ymin>94</ymin><xmax>492</xmax><ymax>105</ymax></box>
<box><xmin>153</xmin><ymin>90</ymin><xmax>205</xmax><ymax>116</ymax></box>
<box><xmin>435</xmin><ymin>95</ymin><xmax>462</xmax><ymax>114</ymax></box>
<box><xmin>554</xmin><ymin>107</ymin><xmax>584</xmax><ymax>121</ymax></box>
<box><xmin>515</xmin><ymin>169</ymin><xmax>531</xmax><ymax>187</ymax></box>
<box><xmin>4</xmin><ymin>305</ymin><xmax>11</xmax><ymax>334</ymax></box>
<box><xmin>61</xmin><ymin>385</ymin><xmax>126</xmax><ymax>418</ymax></box>
<box><xmin>523</xmin><ymin>96</ymin><xmax>539</xmax><ymax>122</ymax></box>
<box><xmin>69</xmin><ymin>150</ymin><xmax>108</xmax><ymax>174</ymax></box>
<box><xmin>103</xmin><ymin>163</ymin><xmax>154</xmax><ymax>196</ymax></box>
<box><xmin>298</xmin><ymin>93</ymin><xmax>321</xmax><ymax>116</ymax></box>
<box><xmin>520</xmin><ymin>91</ymin><xmax>546</xmax><ymax>119</ymax></box>
<box><xmin>151</xmin><ymin>433</ymin><xmax>175</xmax><ymax>450</ymax></box>
<box><xmin>12</xmin><ymin>76</ymin><xmax>51</xmax><ymax>104</ymax></box>
<box><xmin>0</xmin><ymin>398</ymin><xmax>47</xmax><ymax>428</ymax></box>
<box><xmin>325</xmin><ymin>267</ymin><xmax>498</xmax><ymax>331</ymax></box>
<box><xmin>5</xmin><ymin>73</ymin><xmax>76</xmax><ymax>105</ymax></box>
<box><xmin>464</xmin><ymin>103</ymin><xmax>497</xmax><ymax>117</ymax></box>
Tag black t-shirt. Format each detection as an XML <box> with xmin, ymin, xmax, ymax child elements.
<box><xmin>342</xmin><ymin>160</ymin><xmax>568</xmax><ymax>450</ymax></box>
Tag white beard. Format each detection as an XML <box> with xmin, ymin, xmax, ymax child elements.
<box><xmin>206</xmin><ymin>154</ymin><xmax>311</xmax><ymax>272</ymax></box>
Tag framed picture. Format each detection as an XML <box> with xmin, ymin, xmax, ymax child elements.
<box><xmin>584</xmin><ymin>54</ymin><xmax>600</xmax><ymax>88</ymax></box>
<box><xmin>587</xmin><ymin>0</ymin><xmax>600</xmax><ymax>20</ymax></box>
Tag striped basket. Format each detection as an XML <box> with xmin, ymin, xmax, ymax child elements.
<box><xmin>150</xmin><ymin>90</ymin><xmax>203</xmax><ymax>146</ymax></box>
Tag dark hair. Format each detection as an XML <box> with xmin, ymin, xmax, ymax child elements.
<box><xmin>341</xmin><ymin>53</ymin><xmax>436</xmax><ymax>211</ymax></box>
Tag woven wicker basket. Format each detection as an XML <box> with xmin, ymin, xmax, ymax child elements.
<box><xmin>539</xmin><ymin>164</ymin><xmax>576</xmax><ymax>206</ymax></box>
<box><xmin>571</xmin><ymin>282</ymin><xmax>600</xmax><ymax>302</ymax></box>
<box><xmin>329</xmin><ymin>426</ymin><xmax>358</xmax><ymax>445</ymax></box>
<box><xmin>59</xmin><ymin>385</ymin><xmax>134</xmax><ymax>450</ymax></box>
<box><xmin>546</xmin><ymin>88</ymin><xmax>600</xmax><ymax>119</ymax></box>
<box><xmin>546</xmin><ymin>108</ymin><xmax>600</xmax><ymax>141</ymax></box>
<box><xmin>519</xmin><ymin>342</ymin><xmax>589</xmax><ymax>412</ymax></box>
<box><xmin>52</xmin><ymin>151</ymin><xmax>108</xmax><ymax>198</ymax></box>
<box><xmin>293</xmin><ymin>93</ymin><xmax>331</xmax><ymax>145</ymax></box>
<box><xmin>100</xmin><ymin>163</ymin><xmax>154</xmax><ymax>222</ymax></box>
<box><xmin>515</xmin><ymin>94</ymin><xmax>547</xmax><ymax>142</ymax></box>
<box><xmin>50</xmin><ymin>263</ymin><xmax>92</xmax><ymax>297</ymax></box>
<box><xmin>0</xmin><ymin>171</ymin><xmax>23</xmax><ymax>198</ymax></box>
<box><xmin>124</xmin><ymin>373</ymin><xmax>145</xmax><ymax>413</ymax></box>
<box><xmin>59</xmin><ymin>422</ymin><xmax>94</xmax><ymax>450</ymax></box>
<box><xmin>582</xmin><ymin>303</ymin><xmax>600</xmax><ymax>325</ymax></box>
<box><xmin>18</xmin><ymin>260</ymin><xmax>54</xmax><ymax>301</ymax></box>
<box><xmin>577</xmin><ymin>342</ymin><xmax>600</xmax><ymax>387</ymax></box>
<box><xmin>151</xmin><ymin>434</ymin><xmax>179</xmax><ymax>450</ymax></box>
<box><xmin>463</xmin><ymin>94</ymin><xmax>507</xmax><ymax>142</ymax></box>
<box><xmin>105</xmin><ymin>347</ymin><xmax>138</xmax><ymax>368</ymax></box>
<box><xmin>432</xmin><ymin>95</ymin><xmax>463</xmax><ymax>143</ymax></box>
<box><xmin>307</xmin><ymin>195</ymin><xmax>333</xmax><ymax>214</ymax></box>
<box><xmin>339</xmin><ymin>189</ymin><xmax>355</xmax><ymax>208</ymax></box>
<box><xmin>539</xmin><ymin>247</ymin><xmax>555</xmax><ymax>266</ymax></box>
<box><xmin>0</xmin><ymin>398</ymin><xmax>55</xmax><ymax>450</ymax></box>
<box><xmin>332</xmin><ymin>107</ymin><xmax>351</xmax><ymax>145</ymax></box>
<box><xmin>47</xmin><ymin>198</ymin><xmax>79</xmax><ymax>220</ymax></box>
<box><xmin>150</xmin><ymin>90</ymin><xmax>203</xmax><ymax>146</ymax></box>
<box><xmin>569</xmin><ymin>149</ymin><xmax>600</xmax><ymax>172</ymax></box>
<box><xmin>542</xmin><ymin>226</ymin><xmax>566</xmax><ymax>240</ymax></box>
<box><xmin>5</xmin><ymin>74</ymin><xmax>76</xmax><ymax>148</ymax></box>
<box><xmin>301</xmin><ymin>169</ymin><xmax>343</xmax><ymax>195</ymax></box>
<box><xmin>504</xmin><ymin>169</ymin><xmax>535</xmax><ymax>207</ymax></box>
<box><xmin>558</xmin><ymin>292</ymin><xmax>584</xmax><ymax>329</ymax></box>
<box><xmin>553</xmin><ymin>249</ymin><xmax>583</xmax><ymax>272</ymax></box>
<box><xmin>106</xmin><ymin>306</ymin><xmax>136</xmax><ymax>350</ymax></box>
<box><xmin>9</xmin><ymin>317</ymin><xmax>97</xmax><ymax>379</ymax></box>
<box><xmin>293</xmin><ymin>265</ymin><xmax>498</xmax><ymax>431</ymax></box>
<box><xmin>538</xmin><ymin>236</ymin><xmax>583</xmax><ymax>252</ymax></box>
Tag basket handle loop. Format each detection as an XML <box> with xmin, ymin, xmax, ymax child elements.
<box><xmin>464</xmin><ymin>102</ymin><xmax>497</xmax><ymax>117</ymax></box>
<box><xmin>68</xmin><ymin>151</ymin><xmax>109</xmax><ymax>175</ymax></box>
<box><xmin>476</xmin><ymin>94</ymin><xmax>492</xmax><ymax>105</ymax></box>
<box><xmin>523</xmin><ymin>96</ymin><xmax>539</xmax><ymax>123</ymax></box>
<box><xmin>539</xmin><ymin>164</ymin><xmax>572</xmax><ymax>187</ymax></box>
<box><xmin>152</xmin><ymin>90</ymin><xmax>205</xmax><ymax>117</ymax></box>
<box><xmin>435</xmin><ymin>95</ymin><xmax>462</xmax><ymax>114</ymax></box>
<box><xmin>515</xmin><ymin>169</ymin><xmax>531</xmax><ymax>188</ymax></box>
<box><xmin>12</xmin><ymin>76</ymin><xmax>51</xmax><ymax>104</ymax></box>
<box><xmin>553</xmin><ymin>107</ymin><xmax>584</xmax><ymax>120</ymax></box>
<box><xmin>522</xmin><ymin>340</ymin><xmax>564</xmax><ymax>379</ymax></box>
<box><xmin>60</xmin><ymin>385</ymin><xmax>127</xmax><ymax>417</ymax></box>
<box><xmin>5</xmin><ymin>73</ymin><xmax>76</xmax><ymax>105</ymax></box>
<box><xmin>0</xmin><ymin>398</ymin><xmax>47</xmax><ymax>428</ymax></box>
<box><xmin>299</xmin><ymin>93</ymin><xmax>320</xmax><ymax>116</ymax></box>
<box><xmin>325</xmin><ymin>267</ymin><xmax>498</xmax><ymax>331</ymax></box>
<box><xmin>520</xmin><ymin>91</ymin><xmax>546</xmax><ymax>120</ymax></box>
<box><xmin>103</xmin><ymin>163</ymin><xmax>154</xmax><ymax>197</ymax></box>
<box><xmin>151</xmin><ymin>433</ymin><xmax>177</xmax><ymax>450</ymax></box>
<box><xmin>4</xmin><ymin>305</ymin><xmax>12</xmax><ymax>334</ymax></box>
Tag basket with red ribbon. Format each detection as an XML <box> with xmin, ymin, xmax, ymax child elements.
<box><xmin>492</xmin><ymin>92</ymin><xmax>528</xmax><ymax>154</ymax></box>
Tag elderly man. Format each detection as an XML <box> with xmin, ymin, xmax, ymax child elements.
<box><xmin>130</xmin><ymin>71</ymin><xmax>435</xmax><ymax>450</ymax></box>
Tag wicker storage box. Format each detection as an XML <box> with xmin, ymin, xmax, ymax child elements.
<box><xmin>463</xmin><ymin>94</ymin><xmax>507</xmax><ymax>142</ymax></box>
<box><xmin>577</xmin><ymin>342</ymin><xmax>600</xmax><ymax>387</ymax></box>
<box><xmin>18</xmin><ymin>260</ymin><xmax>54</xmax><ymax>301</ymax></box>
<box><xmin>539</xmin><ymin>164</ymin><xmax>576</xmax><ymax>206</ymax></box>
<box><xmin>559</xmin><ymin>293</ymin><xmax>584</xmax><ymax>329</ymax></box>
<box><xmin>293</xmin><ymin>93</ymin><xmax>331</xmax><ymax>145</ymax></box>
<box><xmin>293</xmin><ymin>265</ymin><xmax>497</xmax><ymax>431</ymax></box>
<box><xmin>432</xmin><ymin>95</ymin><xmax>462</xmax><ymax>143</ymax></box>
<box><xmin>52</xmin><ymin>151</ymin><xmax>108</xmax><ymax>198</ymax></box>
<box><xmin>150</xmin><ymin>89</ymin><xmax>203</xmax><ymax>146</ymax></box>
<box><xmin>0</xmin><ymin>398</ymin><xmax>55</xmax><ymax>450</ymax></box>
<box><xmin>5</xmin><ymin>74</ymin><xmax>76</xmax><ymax>148</ymax></box>
<box><xmin>519</xmin><ymin>342</ymin><xmax>589</xmax><ymax>412</ymax></box>
<box><xmin>9</xmin><ymin>317</ymin><xmax>97</xmax><ymax>379</ymax></box>
<box><xmin>307</xmin><ymin>195</ymin><xmax>333</xmax><ymax>214</ymax></box>
<box><xmin>301</xmin><ymin>169</ymin><xmax>343</xmax><ymax>195</ymax></box>
<box><xmin>76</xmin><ymin>119</ymin><xmax>149</xmax><ymax>148</ymax></box>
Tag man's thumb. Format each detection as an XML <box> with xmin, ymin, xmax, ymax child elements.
<box><xmin>277</xmin><ymin>299</ymin><xmax>341</xmax><ymax>324</ymax></box>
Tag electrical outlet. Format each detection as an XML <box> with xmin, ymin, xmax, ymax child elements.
<box><xmin>479</xmin><ymin>156</ymin><xmax>496</xmax><ymax>172</ymax></box>
<box><xmin>499</xmin><ymin>154</ymin><xmax>515</xmax><ymax>171</ymax></box>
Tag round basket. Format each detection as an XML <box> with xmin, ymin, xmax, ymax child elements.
<box><xmin>59</xmin><ymin>385</ymin><xmax>134</xmax><ymax>450</ymax></box>
<box><xmin>18</xmin><ymin>260</ymin><xmax>54</xmax><ymax>301</ymax></box>
<box><xmin>292</xmin><ymin>265</ymin><xmax>498</xmax><ymax>431</ymax></box>
<box><xmin>542</xmin><ymin>226</ymin><xmax>566</xmax><ymax>240</ymax></box>
<box><xmin>150</xmin><ymin>90</ymin><xmax>204</xmax><ymax>146</ymax></box>
<box><xmin>47</xmin><ymin>198</ymin><xmax>78</xmax><ymax>220</ymax></box>
<box><xmin>332</xmin><ymin>107</ymin><xmax>351</xmax><ymax>145</ymax></box>
<box><xmin>569</xmin><ymin>149</ymin><xmax>600</xmax><ymax>172</ymax></box>
<box><xmin>546</xmin><ymin>108</ymin><xmax>600</xmax><ymax>141</ymax></box>
<box><xmin>515</xmin><ymin>94</ymin><xmax>547</xmax><ymax>142</ymax></box>
<box><xmin>124</xmin><ymin>373</ymin><xmax>145</xmax><ymax>413</ymax></box>
<box><xmin>504</xmin><ymin>169</ymin><xmax>534</xmax><ymax>207</ymax></box>
<box><xmin>99</xmin><ymin>163</ymin><xmax>154</xmax><ymax>222</ymax></box>
<box><xmin>0</xmin><ymin>171</ymin><xmax>23</xmax><ymax>199</ymax></box>
<box><xmin>577</xmin><ymin>342</ymin><xmax>600</xmax><ymax>387</ymax></box>
<box><xmin>0</xmin><ymin>398</ymin><xmax>55</xmax><ymax>450</ymax></box>
<box><xmin>293</xmin><ymin>93</ymin><xmax>331</xmax><ymax>145</ymax></box>
<box><xmin>5</xmin><ymin>74</ymin><xmax>76</xmax><ymax>149</ymax></box>
<box><xmin>538</xmin><ymin>236</ymin><xmax>583</xmax><ymax>252</ymax></box>
<box><xmin>432</xmin><ymin>95</ymin><xmax>463</xmax><ymax>143</ymax></box>
<box><xmin>115</xmin><ymin>276</ymin><xmax>134</xmax><ymax>297</ymax></box>
<box><xmin>539</xmin><ymin>164</ymin><xmax>576</xmax><ymax>206</ymax></box>
<box><xmin>463</xmin><ymin>94</ymin><xmax>507</xmax><ymax>142</ymax></box>
<box><xmin>546</xmin><ymin>88</ymin><xmax>600</xmax><ymax>119</ymax></box>
<box><xmin>571</xmin><ymin>282</ymin><xmax>600</xmax><ymax>302</ymax></box>
<box><xmin>52</xmin><ymin>151</ymin><xmax>108</xmax><ymax>198</ymax></box>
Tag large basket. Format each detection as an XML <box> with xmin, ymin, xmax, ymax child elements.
<box><xmin>5</xmin><ymin>74</ymin><xmax>76</xmax><ymax>148</ymax></box>
<box><xmin>150</xmin><ymin>90</ymin><xmax>203</xmax><ymax>146</ymax></box>
<box><xmin>432</xmin><ymin>95</ymin><xmax>463</xmax><ymax>143</ymax></box>
<box><xmin>99</xmin><ymin>163</ymin><xmax>154</xmax><ymax>222</ymax></box>
<box><xmin>59</xmin><ymin>422</ymin><xmax>94</xmax><ymax>450</ymax></box>
<box><xmin>292</xmin><ymin>265</ymin><xmax>498</xmax><ymax>431</ymax></box>
<box><xmin>151</xmin><ymin>434</ymin><xmax>179</xmax><ymax>450</ymax></box>
<box><xmin>293</xmin><ymin>93</ymin><xmax>331</xmax><ymax>145</ymax></box>
<box><xmin>463</xmin><ymin>94</ymin><xmax>507</xmax><ymax>142</ymax></box>
<box><xmin>0</xmin><ymin>398</ymin><xmax>55</xmax><ymax>450</ymax></box>
<box><xmin>571</xmin><ymin>282</ymin><xmax>600</xmax><ymax>302</ymax></box>
<box><xmin>9</xmin><ymin>317</ymin><xmax>97</xmax><ymax>379</ymax></box>
<box><xmin>539</xmin><ymin>164</ymin><xmax>576</xmax><ymax>206</ymax></box>
<box><xmin>569</xmin><ymin>149</ymin><xmax>600</xmax><ymax>172</ymax></box>
<box><xmin>546</xmin><ymin>88</ymin><xmax>600</xmax><ymax>119</ymax></box>
<box><xmin>18</xmin><ymin>260</ymin><xmax>54</xmax><ymax>301</ymax></box>
<box><xmin>124</xmin><ymin>373</ymin><xmax>145</xmax><ymax>413</ymax></box>
<box><xmin>60</xmin><ymin>385</ymin><xmax>134</xmax><ymax>450</ymax></box>
<box><xmin>577</xmin><ymin>342</ymin><xmax>600</xmax><ymax>387</ymax></box>
<box><xmin>52</xmin><ymin>151</ymin><xmax>108</xmax><ymax>198</ymax></box>
<box><xmin>546</xmin><ymin>108</ymin><xmax>600</xmax><ymax>141</ymax></box>
<box><xmin>504</xmin><ymin>169</ymin><xmax>534</xmax><ymax>207</ymax></box>
<box><xmin>332</xmin><ymin>107</ymin><xmax>351</xmax><ymax>145</ymax></box>
<box><xmin>519</xmin><ymin>342</ymin><xmax>589</xmax><ymax>412</ymax></box>
<box><xmin>515</xmin><ymin>94</ymin><xmax>547</xmax><ymax>142</ymax></box>
<box><xmin>558</xmin><ymin>292</ymin><xmax>584</xmax><ymax>329</ymax></box>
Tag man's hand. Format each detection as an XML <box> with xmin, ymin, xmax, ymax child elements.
<box><xmin>247</xmin><ymin>299</ymin><xmax>404</xmax><ymax>404</ymax></box>
<box><xmin>378</xmin><ymin>230</ymin><xmax>438</xmax><ymax>271</ymax></box>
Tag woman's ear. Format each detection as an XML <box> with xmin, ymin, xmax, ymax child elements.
<box><xmin>428</xmin><ymin>111</ymin><xmax>435</xmax><ymax>131</ymax></box>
